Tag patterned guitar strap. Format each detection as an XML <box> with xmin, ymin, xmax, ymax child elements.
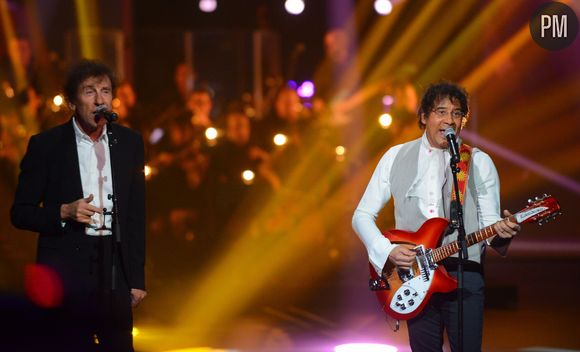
<box><xmin>450</xmin><ymin>143</ymin><xmax>473</xmax><ymax>216</ymax></box>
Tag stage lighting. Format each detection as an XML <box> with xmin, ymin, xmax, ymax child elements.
<box><xmin>374</xmin><ymin>0</ymin><xmax>393</xmax><ymax>15</ymax></box>
<box><xmin>273</xmin><ymin>133</ymin><xmax>288</xmax><ymax>146</ymax></box>
<box><xmin>199</xmin><ymin>0</ymin><xmax>217</xmax><ymax>13</ymax></box>
<box><xmin>378</xmin><ymin>113</ymin><xmax>393</xmax><ymax>128</ymax></box>
<box><xmin>284</xmin><ymin>0</ymin><xmax>305</xmax><ymax>15</ymax></box>
<box><xmin>335</xmin><ymin>343</ymin><xmax>397</xmax><ymax>352</ymax></box>
<box><xmin>335</xmin><ymin>145</ymin><xmax>346</xmax><ymax>156</ymax></box>
<box><xmin>132</xmin><ymin>327</ymin><xmax>140</xmax><ymax>337</ymax></box>
<box><xmin>297</xmin><ymin>81</ymin><xmax>315</xmax><ymax>98</ymax></box>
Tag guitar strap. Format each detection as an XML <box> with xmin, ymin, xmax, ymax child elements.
<box><xmin>451</xmin><ymin>143</ymin><xmax>473</xmax><ymax>206</ymax></box>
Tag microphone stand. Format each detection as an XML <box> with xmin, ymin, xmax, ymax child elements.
<box><xmin>105</xmin><ymin>120</ymin><xmax>122</xmax><ymax>291</ymax></box>
<box><xmin>449</xmin><ymin>154</ymin><xmax>467</xmax><ymax>352</ymax></box>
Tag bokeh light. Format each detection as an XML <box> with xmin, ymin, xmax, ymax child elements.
<box><xmin>52</xmin><ymin>94</ymin><xmax>64</xmax><ymax>106</ymax></box>
<box><xmin>284</xmin><ymin>0</ymin><xmax>305</xmax><ymax>15</ymax></box>
<box><xmin>374</xmin><ymin>0</ymin><xmax>393</xmax><ymax>15</ymax></box>
<box><xmin>241</xmin><ymin>169</ymin><xmax>255</xmax><ymax>185</ymax></box>
<box><xmin>199</xmin><ymin>0</ymin><xmax>217</xmax><ymax>13</ymax></box>
<box><xmin>382</xmin><ymin>94</ymin><xmax>394</xmax><ymax>106</ymax></box>
<box><xmin>378</xmin><ymin>113</ymin><xmax>393</xmax><ymax>128</ymax></box>
<box><xmin>297</xmin><ymin>80</ymin><xmax>315</xmax><ymax>98</ymax></box>
<box><xmin>273</xmin><ymin>133</ymin><xmax>288</xmax><ymax>146</ymax></box>
<box><xmin>205</xmin><ymin>127</ymin><xmax>218</xmax><ymax>140</ymax></box>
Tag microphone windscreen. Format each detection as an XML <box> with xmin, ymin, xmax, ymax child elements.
<box><xmin>444</xmin><ymin>127</ymin><xmax>456</xmax><ymax>138</ymax></box>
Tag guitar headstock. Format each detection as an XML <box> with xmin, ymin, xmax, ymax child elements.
<box><xmin>514</xmin><ymin>194</ymin><xmax>562</xmax><ymax>225</ymax></box>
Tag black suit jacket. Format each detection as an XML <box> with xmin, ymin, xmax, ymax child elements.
<box><xmin>11</xmin><ymin>119</ymin><xmax>146</xmax><ymax>290</ymax></box>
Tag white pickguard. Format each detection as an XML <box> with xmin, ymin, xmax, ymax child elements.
<box><xmin>389</xmin><ymin>267</ymin><xmax>435</xmax><ymax>315</ymax></box>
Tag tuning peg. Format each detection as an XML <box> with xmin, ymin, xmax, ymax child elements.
<box><xmin>535</xmin><ymin>196</ymin><xmax>539</xmax><ymax>200</ymax></box>
<box><xmin>538</xmin><ymin>221</ymin><xmax>543</xmax><ymax>226</ymax></box>
<box><xmin>543</xmin><ymin>193</ymin><xmax>548</xmax><ymax>198</ymax></box>
<box><xmin>528</xmin><ymin>198</ymin><xmax>533</xmax><ymax>204</ymax></box>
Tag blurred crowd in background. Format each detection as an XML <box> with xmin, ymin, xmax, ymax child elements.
<box><xmin>0</xmin><ymin>25</ymin><xmax>419</xmax><ymax>318</ymax></box>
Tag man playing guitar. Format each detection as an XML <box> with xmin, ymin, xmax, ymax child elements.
<box><xmin>352</xmin><ymin>82</ymin><xmax>521</xmax><ymax>351</ymax></box>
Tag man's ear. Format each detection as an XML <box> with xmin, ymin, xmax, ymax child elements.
<box><xmin>420</xmin><ymin>113</ymin><xmax>427</xmax><ymax>126</ymax></box>
<box><xmin>68</xmin><ymin>102</ymin><xmax>75</xmax><ymax>111</ymax></box>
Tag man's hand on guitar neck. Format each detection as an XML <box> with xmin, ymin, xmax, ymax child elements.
<box><xmin>387</xmin><ymin>245</ymin><xmax>416</xmax><ymax>269</ymax></box>
<box><xmin>493</xmin><ymin>209</ymin><xmax>522</xmax><ymax>239</ymax></box>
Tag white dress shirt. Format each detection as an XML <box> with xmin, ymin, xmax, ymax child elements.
<box><xmin>73</xmin><ymin>118</ymin><xmax>113</xmax><ymax>236</ymax></box>
<box><xmin>352</xmin><ymin>132</ymin><xmax>502</xmax><ymax>274</ymax></box>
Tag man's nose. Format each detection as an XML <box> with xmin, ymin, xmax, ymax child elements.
<box><xmin>95</xmin><ymin>92</ymin><xmax>105</xmax><ymax>105</ymax></box>
<box><xmin>443</xmin><ymin>113</ymin><xmax>455</xmax><ymax>127</ymax></box>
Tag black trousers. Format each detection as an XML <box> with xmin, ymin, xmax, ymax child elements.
<box><xmin>407</xmin><ymin>264</ymin><xmax>485</xmax><ymax>352</ymax></box>
<box><xmin>31</xmin><ymin>236</ymin><xmax>134</xmax><ymax>352</ymax></box>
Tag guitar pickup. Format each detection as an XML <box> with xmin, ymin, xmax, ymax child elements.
<box><xmin>425</xmin><ymin>248</ymin><xmax>438</xmax><ymax>270</ymax></box>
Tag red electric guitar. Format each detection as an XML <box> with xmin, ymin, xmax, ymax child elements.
<box><xmin>369</xmin><ymin>195</ymin><xmax>561</xmax><ymax>320</ymax></box>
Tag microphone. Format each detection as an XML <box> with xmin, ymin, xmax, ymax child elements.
<box><xmin>444</xmin><ymin>127</ymin><xmax>460</xmax><ymax>164</ymax></box>
<box><xmin>94</xmin><ymin>105</ymin><xmax>118</xmax><ymax>122</ymax></box>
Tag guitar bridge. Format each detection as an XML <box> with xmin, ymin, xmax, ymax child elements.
<box><xmin>414</xmin><ymin>245</ymin><xmax>431</xmax><ymax>282</ymax></box>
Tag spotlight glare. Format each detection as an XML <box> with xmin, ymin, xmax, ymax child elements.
<box><xmin>297</xmin><ymin>81</ymin><xmax>315</xmax><ymax>98</ymax></box>
<box><xmin>378</xmin><ymin>113</ymin><xmax>393</xmax><ymax>128</ymax></box>
<box><xmin>335</xmin><ymin>145</ymin><xmax>346</xmax><ymax>156</ymax></box>
<box><xmin>284</xmin><ymin>0</ymin><xmax>305</xmax><ymax>15</ymax></box>
<box><xmin>205</xmin><ymin>127</ymin><xmax>218</xmax><ymax>140</ymax></box>
<box><xmin>273</xmin><ymin>133</ymin><xmax>288</xmax><ymax>146</ymax></box>
<box><xmin>199</xmin><ymin>0</ymin><xmax>217</xmax><ymax>13</ymax></box>
<box><xmin>53</xmin><ymin>94</ymin><xmax>64</xmax><ymax>106</ymax></box>
<box><xmin>374</xmin><ymin>0</ymin><xmax>393</xmax><ymax>15</ymax></box>
<box><xmin>132</xmin><ymin>327</ymin><xmax>139</xmax><ymax>337</ymax></box>
<box><xmin>335</xmin><ymin>343</ymin><xmax>398</xmax><ymax>352</ymax></box>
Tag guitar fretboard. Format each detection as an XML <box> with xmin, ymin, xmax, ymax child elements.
<box><xmin>431</xmin><ymin>216</ymin><xmax>515</xmax><ymax>263</ymax></box>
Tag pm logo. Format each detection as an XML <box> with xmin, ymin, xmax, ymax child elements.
<box><xmin>530</xmin><ymin>1</ymin><xmax>578</xmax><ymax>50</ymax></box>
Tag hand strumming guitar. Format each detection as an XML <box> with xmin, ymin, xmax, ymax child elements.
<box><xmin>387</xmin><ymin>245</ymin><xmax>416</xmax><ymax>269</ymax></box>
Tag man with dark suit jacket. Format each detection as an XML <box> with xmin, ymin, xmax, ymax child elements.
<box><xmin>11</xmin><ymin>60</ymin><xmax>146</xmax><ymax>351</ymax></box>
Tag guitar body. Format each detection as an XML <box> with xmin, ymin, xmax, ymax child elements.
<box><xmin>370</xmin><ymin>217</ymin><xmax>457</xmax><ymax>320</ymax></box>
<box><xmin>367</xmin><ymin>195</ymin><xmax>561</xmax><ymax>321</ymax></box>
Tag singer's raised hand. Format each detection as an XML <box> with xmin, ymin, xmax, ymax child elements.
<box><xmin>60</xmin><ymin>194</ymin><xmax>102</xmax><ymax>224</ymax></box>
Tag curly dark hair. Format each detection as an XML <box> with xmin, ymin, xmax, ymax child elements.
<box><xmin>417</xmin><ymin>81</ymin><xmax>469</xmax><ymax>129</ymax></box>
<box><xmin>64</xmin><ymin>59</ymin><xmax>116</xmax><ymax>105</ymax></box>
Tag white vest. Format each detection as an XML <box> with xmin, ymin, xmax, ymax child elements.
<box><xmin>389</xmin><ymin>138</ymin><xmax>485</xmax><ymax>263</ymax></box>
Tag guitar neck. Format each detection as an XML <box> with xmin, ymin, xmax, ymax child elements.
<box><xmin>431</xmin><ymin>215</ymin><xmax>516</xmax><ymax>263</ymax></box>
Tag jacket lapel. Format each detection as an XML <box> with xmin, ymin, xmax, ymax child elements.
<box><xmin>61</xmin><ymin>119</ymin><xmax>84</xmax><ymax>201</ymax></box>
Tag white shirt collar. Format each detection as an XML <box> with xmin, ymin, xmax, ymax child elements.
<box><xmin>72</xmin><ymin>117</ymin><xmax>108</xmax><ymax>144</ymax></box>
